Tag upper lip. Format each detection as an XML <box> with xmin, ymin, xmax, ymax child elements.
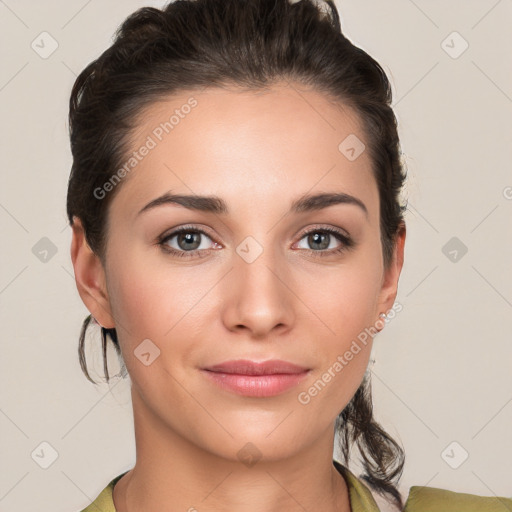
<box><xmin>203</xmin><ymin>359</ymin><xmax>309</xmax><ymax>375</ymax></box>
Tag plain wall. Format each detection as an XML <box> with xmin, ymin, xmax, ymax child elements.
<box><xmin>0</xmin><ymin>1</ymin><xmax>511</xmax><ymax>510</ymax></box>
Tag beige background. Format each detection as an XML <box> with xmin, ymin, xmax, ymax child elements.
<box><xmin>0</xmin><ymin>1</ymin><xmax>511</xmax><ymax>510</ymax></box>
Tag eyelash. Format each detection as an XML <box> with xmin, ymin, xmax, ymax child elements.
<box><xmin>157</xmin><ymin>224</ymin><xmax>354</xmax><ymax>259</ymax></box>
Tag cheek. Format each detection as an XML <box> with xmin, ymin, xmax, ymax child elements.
<box><xmin>107</xmin><ymin>241</ymin><xmax>189</xmax><ymax>330</ymax></box>
<box><xmin>107</xmin><ymin>269</ymin><xmax>161</xmax><ymax>339</ymax></box>
<box><xmin>105</xmin><ymin>250</ymin><xmax>219</xmax><ymax>366</ymax></box>
<box><xmin>292</xmin><ymin>250</ymin><xmax>381</xmax><ymax>411</ymax></box>
<box><xmin>296</xmin><ymin>253</ymin><xmax>382</xmax><ymax>341</ymax></box>
<box><xmin>105</xmin><ymin>263</ymin><xmax>198</xmax><ymax>404</ymax></box>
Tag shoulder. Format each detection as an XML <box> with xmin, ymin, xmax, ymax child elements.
<box><xmin>404</xmin><ymin>485</ymin><xmax>512</xmax><ymax>512</ymax></box>
<box><xmin>334</xmin><ymin>460</ymin><xmax>512</xmax><ymax>512</ymax></box>
<box><xmin>79</xmin><ymin>472</ymin><xmax>127</xmax><ymax>512</ymax></box>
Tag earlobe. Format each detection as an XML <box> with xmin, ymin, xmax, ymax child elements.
<box><xmin>375</xmin><ymin>222</ymin><xmax>406</xmax><ymax>325</ymax></box>
<box><xmin>70</xmin><ymin>216</ymin><xmax>116</xmax><ymax>329</ymax></box>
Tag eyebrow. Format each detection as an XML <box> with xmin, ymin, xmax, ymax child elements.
<box><xmin>137</xmin><ymin>191</ymin><xmax>368</xmax><ymax>218</ymax></box>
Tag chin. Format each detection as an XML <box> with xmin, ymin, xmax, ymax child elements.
<box><xmin>198</xmin><ymin>419</ymin><xmax>313</xmax><ymax>462</ymax></box>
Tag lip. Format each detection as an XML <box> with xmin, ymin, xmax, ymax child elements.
<box><xmin>201</xmin><ymin>359</ymin><xmax>310</xmax><ymax>398</ymax></box>
<box><xmin>204</xmin><ymin>359</ymin><xmax>309</xmax><ymax>375</ymax></box>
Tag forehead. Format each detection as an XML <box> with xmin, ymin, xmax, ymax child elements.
<box><xmin>110</xmin><ymin>82</ymin><xmax>378</xmax><ymax>222</ymax></box>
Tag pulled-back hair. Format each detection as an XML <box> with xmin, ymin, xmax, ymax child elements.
<box><xmin>67</xmin><ymin>0</ymin><xmax>407</xmax><ymax>508</ymax></box>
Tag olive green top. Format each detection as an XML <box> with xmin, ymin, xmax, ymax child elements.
<box><xmin>80</xmin><ymin>461</ymin><xmax>512</xmax><ymax>511</ymax></box>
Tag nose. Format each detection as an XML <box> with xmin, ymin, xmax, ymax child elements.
<box><xmin>221</xmin><ymin>242</ymin><xmax>295</xmax><ymax>339</ymax></box>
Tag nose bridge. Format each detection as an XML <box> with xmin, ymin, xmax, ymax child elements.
<box><xmin>237</xmin><ymin>231</ymin><xmax>285</xmax><ymax>299</ymax></box>
<box><xmin>223</xmin><ymin>231</ymin><xmax>294</xmax><ymax>335</ymax></box>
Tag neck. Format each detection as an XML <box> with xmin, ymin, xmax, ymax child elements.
<box><xmin>113</xmin><ymin>386</ymin><xmax>351</xmax><ymax>512</ymax></box>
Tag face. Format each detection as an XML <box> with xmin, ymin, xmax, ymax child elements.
<box><xmin>73</xmin><ymin>81</ymin><xmax>404</xmax><ymax>463</ymax></box>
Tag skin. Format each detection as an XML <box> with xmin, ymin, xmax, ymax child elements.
<box><xmin>71</xmin><ymin>81</ymin><xmax>405</xmax><ymax>512</ymax></box>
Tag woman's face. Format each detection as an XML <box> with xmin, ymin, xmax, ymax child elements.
<box><xmin>77</xmin><ymin>82</ymin><xmax>404</xmax><ymax>462</ymax></box>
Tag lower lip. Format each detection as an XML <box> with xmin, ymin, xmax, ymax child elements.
<box><xmin>201</xmin><ymin>370</ymin><xmax>310</xmax><ymax>397</ymax></box>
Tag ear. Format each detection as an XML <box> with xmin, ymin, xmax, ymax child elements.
<box><xmin>70</xmin><ymin>216</ymin><xmax>116</xmax><ymax>329</ymax></box>
<box><xmin>375</xmin><ymin>221</ymin><xmax>406</xmax><ymax>326</ymax></box>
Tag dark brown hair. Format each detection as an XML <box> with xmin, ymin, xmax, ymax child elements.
<box><xmin>67</xmin><ymin>0</ymin><xmax>407</xmax><ymax>508</ymax></box>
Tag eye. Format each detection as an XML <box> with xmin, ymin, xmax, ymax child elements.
<box><xmin>294</xmin><ymin>226</ymin><xmax>354</xmax><ymax>257</ymax></box>
<box><xmin>158</xmin><ymin>225</ymin><xmax>219</xmax><ymax>259</ymax></box>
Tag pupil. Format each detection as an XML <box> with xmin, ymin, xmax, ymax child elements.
<box><xmin>179</xmin><ymin>232</ymin><xmax>200</xmax><ymax>250</ymax></box>
<box><xmin>310</xmin><ymin>232</ymin><xmax>328</xmax><ymax>250</ymax></box>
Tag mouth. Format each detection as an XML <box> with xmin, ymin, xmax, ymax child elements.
<box><xmin>201</xmin><ymin>359</ymin><xmax>311</xmax><ymax>397</ymax></box>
